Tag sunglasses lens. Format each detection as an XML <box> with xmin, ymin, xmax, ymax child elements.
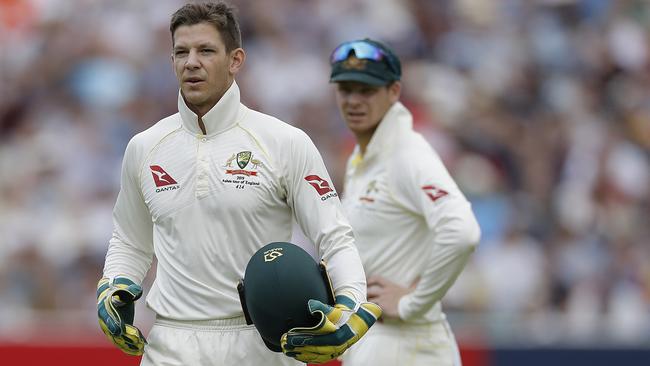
<box><xmin>330</xmin><ymin>41</ymin><xmax>384</xmax><ymax>63</ymax></box>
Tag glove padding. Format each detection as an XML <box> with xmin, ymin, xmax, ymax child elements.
<box><xmin>97</xmin><ymin>277</ymin><xmax>147</xmax><ymax>356</ymax></box>
<box><xmin>281</xmin><ymin>294</ymin><xmax>382</xmax><ymax>364</ymax></box>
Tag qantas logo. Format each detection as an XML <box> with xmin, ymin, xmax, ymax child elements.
<box><xmin>150</xmin><ymin>165</ymin><xmax>179</xmax><ymax>192</ymax></box>
<box><xmin>305</xmin><ymin>175</ymin><xmax>338</xmax><ymax>201</ymax></box>
<box><xmin>305</xmin><ymin>175</ymin><xmax>333</xmax><ymax>195</ymax></box>
<box><xmin>150</xmin><ymin>165</ymin><xmax>177</xmax><ymax>187</ymax></box>
<box><xmin>422</xmin><ymin>184</ymin><xmax>448</xmax><ymax>202</ymax></box>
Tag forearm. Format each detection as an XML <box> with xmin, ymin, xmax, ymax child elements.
<box><xmin>103</xmin><ymin>234</ymin><xmax>154</xmax><ymax>284</ymax></box>
<box><xmin>322</xmin><ymin>240</ymin><xmax>367</xmax><ymax>303</ymax></box>
<box><xmin>398</xmin><ymin>242</ymin><xmax>474</xmax><ymax>320</ymax></box>
<box><xmin>399</xmin><ymin>210</ymin><xmax>480</xmax><ymax>320</ymax></box>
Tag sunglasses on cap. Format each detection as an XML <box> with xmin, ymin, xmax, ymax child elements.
<box><xmin>330</xmin><ymin>40</ymin><xmax>399</xmax><ymax>75</ymax></box>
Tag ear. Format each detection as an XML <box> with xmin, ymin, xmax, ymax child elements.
<box><xmin>388</xmin><ymin>81</ymin><xmax>401</xmax><ymax>103</ymax></box>
<box><xmin>229</xmin><ymin>48</ymin><xmax>246</xmax><ymax>75</ymax></box>
<box><xmin>171</xmin><ymin>53</ymin><xmax>178</xmax><ymax>78</ymax></box>
<box><xmin>170</xmin><ymin>35</ymin><xmax>178</xmax><ymax>77</ymax></box>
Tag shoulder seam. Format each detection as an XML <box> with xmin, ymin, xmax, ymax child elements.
<box><xmin>236</xmin><ymin>107</ymin><xmax>276</xmax><ymax>168</ymax></box>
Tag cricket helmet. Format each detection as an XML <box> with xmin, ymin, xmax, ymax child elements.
<box><xmin>237</xmin><ymin>242</ymin><xmax>335</xmax><ymax>352</ymax></box>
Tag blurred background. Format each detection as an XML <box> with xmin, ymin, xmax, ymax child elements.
<box><xmin>1</xmin><ymin>0</ymin><xmax>649</xmax><ymax>365</ymax></box>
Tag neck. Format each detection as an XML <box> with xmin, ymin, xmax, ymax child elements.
<box><xmin>181</xmin><ymin>93</ymin><xmax>219</xmax><ymax>136</ymax></box>
<box><xmin>182</xmin><ymin>80</ymin><xmax>233</xmax><ymax>118</ymax></box>
<box><xmin>355</xmin><ymin>126</ymin><xmax>378</xmax><ymax>156</ymax></box>
<box><xmin>191</xmin><ymin>105</ymin><xmax>211</xmax><ymax>119</ymax></box>
<box><xmin>185</xmin><ymin>97</ymin><xmax>219</xmax><ymax>119</ymax></box>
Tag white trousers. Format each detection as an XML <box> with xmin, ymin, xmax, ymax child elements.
<box><xmin>140</xmin><ymin>316</ymin><xmax>303</xmax><ymax>366</ymax></box>
<box><xmin>341</xmin><ymin>319</ymin><xmax>462</xmax><ymax>366</ymax></box>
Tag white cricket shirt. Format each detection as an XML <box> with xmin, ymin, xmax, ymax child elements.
<box><xmin>341</xmin><ymin>102</ymin><xmax>481</xmax><ymax>323</ymax></box>
<box><xmin>103</xmin><ymin>81</ymin><xmax>367</xmax><ymax>320</ymax></box>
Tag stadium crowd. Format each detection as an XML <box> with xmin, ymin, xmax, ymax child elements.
<box><xmin>1</xmin><ymin>0</ymin><xmax>649</xmax><ymax>346</ymax></box>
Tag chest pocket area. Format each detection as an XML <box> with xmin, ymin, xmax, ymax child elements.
<box><xmin>208</xmin><ymin>149</ymin><xmax>280</xmax><ymax>216</ymax></box>
<box><xmin>351</xmin><ymin>178</ymin><xmax>391</xmax><ymax>211</ymax></box>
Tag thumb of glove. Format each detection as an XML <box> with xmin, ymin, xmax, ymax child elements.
<box><xmin>307</xmin><ymin>299</ymin><xmax>351</xmax><ymax>328</ymax></box>
<box><xmin>112</xmin><ymin>284</ymin><xmax>143</xmax><ymax>306</ymax></box>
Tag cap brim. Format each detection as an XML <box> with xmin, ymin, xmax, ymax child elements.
<box><xmin>330</xmin><ymin>72</ymin><xmax>389</xmax><ymax>86</ymax></box>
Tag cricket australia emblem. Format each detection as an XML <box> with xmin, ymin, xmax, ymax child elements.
<box><xmin>359</xmin><ymin>180</ymin><xmax>378</xmax><ymax>203</ymax></box>
<box><xmin>223</xmin><ymin>151</ymin><xmax>263</xmax><ymax>176</ymax></box>
<box><xmin>221</xmin><ymin>151</ymin><xmax>263</xmax><ymax>189</ymax></box>
<box><xmin>237</xmin><ymin>151</ymin><xmax>251</xmax><ymax>169</ymax></box>
<box><xmin>342</xmin><ymin>56</ymin><xmax>367</xmax><ymax>70</ymax></box>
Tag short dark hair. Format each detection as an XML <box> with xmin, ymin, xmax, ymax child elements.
<box><xmin>170</xmin><ymin>2</ymin><xmax>242</xmax><ymax>51</ymax></box>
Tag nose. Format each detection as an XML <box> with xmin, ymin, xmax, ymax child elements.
<box><xmin>344</xmin><ymin>91</ymin><xmax>363</xmax><ymax>106</ymax></box>
<box><xmin>185</xmin><ymin>49</ymin><xmax>200</xmax><ymax>69</ymax></box>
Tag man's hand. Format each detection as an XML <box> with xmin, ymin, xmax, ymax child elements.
<box><xmin>96</xmin><ymin>277</ymin><xmax>147</xmax><ymax>356</ymax></box>
<box><xmin>367</xmin><ymin>275</ymin><xmax>418</xmax><ymax>319</ymax></box>
<box><xmin>280</xmin><ymin>295</ymin><xmax>382</xmax><ymax>364</ymax></box>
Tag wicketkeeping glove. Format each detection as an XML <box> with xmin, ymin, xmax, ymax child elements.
<box><xmin>96</xmin><ymin>277</ymin><xmax>147</xmax><ymax>356</ymax></box>
<box><xmin>280</xmin><ymin>294</ymin><xmax>382</xmax><ymax>364</ymax></box>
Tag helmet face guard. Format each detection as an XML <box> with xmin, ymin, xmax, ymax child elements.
<box><xmin>237</xmin><ymin>242</ymin><xmax>335</xmax><ymax>352</ymax></box>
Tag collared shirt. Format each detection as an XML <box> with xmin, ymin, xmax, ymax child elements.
<box><xmin>341</xmin><ymin>102</ymin><xmax>481</xmax><ymax>323</ymax></box>
<box><xmin>103</xmin><ymin>81</ymin><xmax>366</xmax><ymax>320</ymax></box>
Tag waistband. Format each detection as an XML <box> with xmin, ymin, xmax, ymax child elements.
<box><xmin>379</xmin><ymin>317</ymin><xmax>449</xmax><ymax>331</ymax></box>
<box><xmin>154</xmin><ymin>315</ymin><xmax>252</xmax><ymax>331</ymax></box>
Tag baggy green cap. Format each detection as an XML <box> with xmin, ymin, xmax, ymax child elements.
<box><xmin>330</xmin><ymin>38</ymin><xmax>401</xmax><ymax>86</ymax></box>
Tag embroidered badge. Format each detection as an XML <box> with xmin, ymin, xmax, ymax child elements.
<box><xmin>359</xmin><ymin>180</ymin><xmax>378</xmax><ymax>203</ymax></box>
<box><xmin>221</xmin><ymin>151</ymin><xmax>263</xmax><ymax>189</ymax></box>
<box><xmin>150</xmin><ymin>165</ymin><xmax>180</xmax><ymax>193</ymax></box>
<box><xmin>305</xmin><ymin>175</ymin><xmax>338</xmax><ymax>201</ymax></box>
<box><xmin>422</xmin><ymin>184</ymin><xmax>448</xmax><ymax>202</ymax></box>
<box><xmin>342</xmin><ymin>55</ymin><xmax>368</xmax><ymax>71</ymax></box>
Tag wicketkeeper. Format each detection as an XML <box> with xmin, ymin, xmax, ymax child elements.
<box><xmin>97</xmin><ymin>2</ymin><xmax>380</xmax><ymax>365</ymax></box>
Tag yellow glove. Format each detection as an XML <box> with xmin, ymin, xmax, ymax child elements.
<box><xmin>96</xmin><ymin>277</ymin><xmax>147</xmax><ymax>356</ymax></box>
<box><xmin>280</xmin><ymin>295</ymin><xmax>381</xmax><ymax>364</ymax></box>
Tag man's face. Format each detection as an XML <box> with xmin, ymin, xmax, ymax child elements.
<box><xmin>172</xmin><ymin>22</ymin><xmax>243</xmax><ymax>115</ymax></box>
<box><xmin>334</xmin><ymin>81</ymin><xmax>400</xmax><ymax>138</ymax></box>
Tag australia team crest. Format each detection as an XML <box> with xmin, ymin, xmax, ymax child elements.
<box><xmin>222</xmin><ymin>150</ymin><xmax>263</xmax><ymax>189</ymax></box>
<box><xmin>223</xmin><ymin>150</ymin><xmax>263</xmax><ymax>176</ymax></box>
<box><xmin>236</xmin><ymin>151</ymin><xmax>251</xmax><ymax>169</ymax></box>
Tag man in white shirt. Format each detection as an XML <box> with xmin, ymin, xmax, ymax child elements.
<box><xmin>329</xmin><ymin>38</ymin><xmax>481</xmax><ymax>365</ymax></box>
<box><xmin>96</xmin><ymin>3</ymin><xmax>379</xmax><ymax>365</ymax></box>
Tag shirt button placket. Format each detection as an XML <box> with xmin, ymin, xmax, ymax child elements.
<box><xmin>196</xmin><ymin>136</ymin><xmax>209</xmax><ymax>197</ymax></box>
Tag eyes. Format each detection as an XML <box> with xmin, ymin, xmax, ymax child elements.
<box><xmin>337</xmin><ymin>85</ymin><xmax>380</xmax><ymax>96</ymax></box>
<box><xmin>173</xmin><ymin>48</ymin><xmax>217</xmax><ymax>58</ymax></box>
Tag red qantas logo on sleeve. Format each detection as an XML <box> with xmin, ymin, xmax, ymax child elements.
<box><xmin>150</xmin><ymin>165</ymin><xmax>178</xmax><ymax>187</ymax></box>
<box><xmin>304</xmin><ymin>175</ymin><xmax>334</xmax><ymax>196</ymax></box>
<box><xmin>422</xmin><ymin>184</ymin><xmax>448</xmax><ymax>202</ymax></box>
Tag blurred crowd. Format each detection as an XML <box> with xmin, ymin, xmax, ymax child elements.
<box><xmin>1</xmin><ymin>0</ymin><xmax>649</xmax><ymax>347</ymax></box>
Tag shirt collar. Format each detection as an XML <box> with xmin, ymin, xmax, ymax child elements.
<box><xmin>363</xmin><ymin>101</ymin><xmax>412</xmax><ymax>159</ymax></box>
<box><xmin>178</xmin><ymin>80</ymin><xmax>241</xmax><ymax>136</ymax></box>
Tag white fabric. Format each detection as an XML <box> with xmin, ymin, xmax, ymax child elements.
<box><xmin>103</xmin><ymin>80</ymin><xmax>367</xmax><ymax>321</ymax></box>
<box><xmin>341</xmin><ymin>101</ymin><xmax>480</xmax><ymax>324</ymax></box>
<box><xmin>341</xmin><ymin>319</ymin><xmax>461</xmax><ymax>366</ymax></box>
<box><xmin>141</xmin><ymin>316</ymin><xmax>301</xmax><ymax>366</ymax></box>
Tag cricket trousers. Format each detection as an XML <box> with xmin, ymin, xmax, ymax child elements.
<box><xmin>140</xmin><ymin>315</ymin><xmax>303</xmax><ymax>366</ymax></box>
<box><xmin>341</xmin><ymin>318</ymin><xmax>462</xmax><ymax>366</ymax></box>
